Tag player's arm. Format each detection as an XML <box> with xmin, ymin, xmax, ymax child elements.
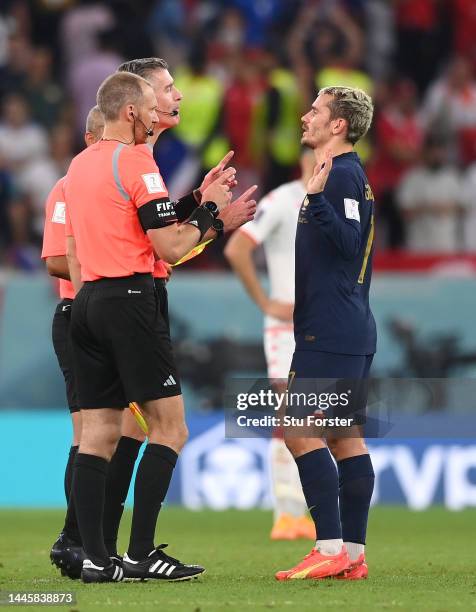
<box><xmin>66</xmin><ymin>235</ymin><xmax>82</xmax><ymax>294</ymax></box>
<box><xmin>46</xmin><ymin>256</ymin><xmax>70</xmax><ymax>280</ymax></box>
<box><xmin>225</xmin><ymin>191</ymin><xmax>292</xmax><ymax>321</ymax></box>
<box><xmin>224</xmin><ymin>230</ymin><xmax>268</xmax><ymax>309</ymax></box>
<box><xmin>307</xmin><ymin>152</ymin><xmax>362</xmax><ymax>260</ymax></box>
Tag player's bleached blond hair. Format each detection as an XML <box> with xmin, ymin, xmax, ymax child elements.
<box><xmin>319</xmin><ymin>86</ymin><xmax>374</xmax><ymax>145</ymax></box>
<box><xmin>85</xmin><ymin>105</ymin><xmax>104</xmax><ymax>139</ymax></box>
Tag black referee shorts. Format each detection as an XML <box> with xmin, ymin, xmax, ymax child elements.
<box><xmin>52</xmin><ymin>298</ymin><xmax>79</xmax><ymax>413</ymax></box>
<box><xmin>70</xmin><ymin>273</ymin><xmax>181</xmax><ymax>409</ymax></box>
<box><xmin>154</xmin><ymin>277</ymin><xmax>170</xmax><ymax>333</ymax></box>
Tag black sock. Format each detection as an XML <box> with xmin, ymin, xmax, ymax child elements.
<box><xmin>64</xmin><ymin>445</ymin><xmax>78</xmax><ymax>503</ymax></box>
<box><xmin>295</xmin><ymin>448</ymin><xmax>342</xmax><ymax>540</ymax></box>
<box><xmin>63</xmin><ymin>451</ymin><xmax>81</xmax><ymax>545</ymax></box>
<box><xmin>338</xmin><ymin>454</ymin><xmax>374</xmax><ymax>545</ymax></box>
<box><xmin>103</xmin><ymin>436</ymin><xmax>143</xmax><ymax>556</ymax></box>
<box><xmin>127</xmin><ymin>444</ymin><xmax>178</xmax><ymax>560</ymax></box>
<box><xmin>71</xmin><ymin>453</ymin><xmax>110</xmax><ymax>566</ymax></box>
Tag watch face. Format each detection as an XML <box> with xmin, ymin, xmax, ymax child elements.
<box><xmin>204</xmin><ymin>201</ymin><xmax>219</xmax><ymax>216</ymax></box>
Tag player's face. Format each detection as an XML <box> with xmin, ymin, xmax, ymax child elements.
<box><xmin>134</xmin><ymin>85</ymin><xmax>159</xmax><ymax>144</ymax></box>
<box><xmin>301</xmin><ymin>94</ymin><xmax>335</xmax><ymax>149</ymax></box>
<box><xmin>147</xmin><ymin>69</ymin><xmax>183</xmax><ymax>129</ymax></box>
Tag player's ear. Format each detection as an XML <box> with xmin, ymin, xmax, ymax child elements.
<box><xmin>332</xmin><ymin>117</ymin><xmax>346</xmax><ymax>136</ymax></box>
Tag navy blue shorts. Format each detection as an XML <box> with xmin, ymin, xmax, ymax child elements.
<box><xmin>288</xmin><ymin>351</ymin><xmax>374</xmax><ymax>425</ymax></box>
<box><xmin>290</xmin><ymin>351</ymin><xmax>373</xmax><ymax>380</ymax></box>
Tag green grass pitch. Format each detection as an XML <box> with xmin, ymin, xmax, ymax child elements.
<box><xmin>0</xmin><ymin>507</ymin><xmax>474</xmax><ymax>611</ymax></box>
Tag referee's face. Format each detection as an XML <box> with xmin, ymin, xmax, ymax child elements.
<box><xmin>147</xmin><ymin>69</ymin><xmax>182</xmax><ymax>130</ymax></box>
<box><xmin>301</xmin><ymin>94</ymin><xmax>334</xmax><ymax>149</ymax></box>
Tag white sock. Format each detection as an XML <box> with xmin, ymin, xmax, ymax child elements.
<box><xmin>315</xmin><ymin>538</ymin><xmax>343</xmax><ymax>556</ymax></box>
<box><xmin>345</xmin><ymin>542</ymin><xmax>364</xmax><ymax>561</ymax></box>
<box><xmin>270</xmin><ymin>438</ymin><xmax>307</xmax><ymax>520</ymax></box>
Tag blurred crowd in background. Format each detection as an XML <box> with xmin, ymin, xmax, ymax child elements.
<box><xmin>1</xmin><ymin>0</ymin><xmax>476</xmax><ymax>271</ymax></box>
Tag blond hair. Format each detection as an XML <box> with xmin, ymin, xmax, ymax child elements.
<box><xmin>319</xmin><ymin>86</ymin><xmax>374</xmax><ymax>144</ymax></box>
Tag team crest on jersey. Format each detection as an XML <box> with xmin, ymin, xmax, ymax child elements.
<box><xmin>142</xmin><ymin>172</ymin><xmax>165</xmax><ymax>194</ymax></box>
<box><xmin>52</xmin><ymin>201</ymin><xmax>66</xmax><ymax>224</ymax></box>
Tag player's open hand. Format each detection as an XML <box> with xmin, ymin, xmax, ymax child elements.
<box><xmin>218</xmin><ymin>185</ymin><xmax>257</xmax><ymax>232</ymax></box>
<box><xmin>307</xmin><ymin>150</ymin><xmax>333</xmax><ymax>194</ymax></box>
<box><xmin>199</xmin><ymin>151</ymin><xmax>237</xmax><ymax>194</ymax></box>
<box><xmin>201</xmin><ymin>167</ymin><xmax>235</xmax><ymax>210</ymax></box>
<box><xmin>264</xmin><ymin>299</ymin><xmax>294</xmax><ymax>322</ymax></box>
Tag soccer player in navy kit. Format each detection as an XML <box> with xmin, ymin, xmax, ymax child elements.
<box><xmin>276</xmin><ymin>87</ymin><xmax>376</xmax><ymax>581</ymax></box>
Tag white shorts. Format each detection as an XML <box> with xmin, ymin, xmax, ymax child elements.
<box><xmin>264</xmin><ymin>325</ymin><xmax>295</xmax><ymax>380</ymax></box>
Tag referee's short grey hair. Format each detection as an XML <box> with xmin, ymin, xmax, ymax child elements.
<box><xmin>319</xmin><ymin>86</ymin><xmax>374</xmax><ymax>144</ymax></box>
<box><xmin>85</xmin><ymin>105</ymin><xmax>104</xmax><ymax>138</ymax></box>
<box><xmin>97</xmin><ymin>72</ymin><xmax>150</xmax><ymax>121</ymax></box>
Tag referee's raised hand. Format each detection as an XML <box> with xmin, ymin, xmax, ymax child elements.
<box><xmin>201</xmin><ymin>167</ymin><xmax>236</xmax><ymax>209</ymax></box>
<box><xmin>219</xmin><ymin>184</ymin><xmax>257</xmax><ymax>232</ymax></box>
<box><xmin>307</xmin><ymin>150</ymin><xmax>333</xmax><ymax>194</ymax></box>
<box><xmin>199</xmin><ymin>150</ymin><xmax>238</xmax><ymax>194</ymax></box>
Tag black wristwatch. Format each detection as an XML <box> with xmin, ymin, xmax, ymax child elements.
<box><xmin>212</xmin><ymin>217</ymin><xmax>224</xmax><ymax>238</ymax></box>
<box><xmin>202</xmin><ymin>201</ymin><xmax>219</xmax><ymax>219</ymax></box>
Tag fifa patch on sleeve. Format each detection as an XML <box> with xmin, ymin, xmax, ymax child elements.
<box><xmin>344</xmin><ymin>198</ymin><xmax>360</xmax><ymax>222</ymax></box>
<box><xmin>52</xmin><ymin>201</ymin><xmax>66</xmax><ymax>224</ymax></box>
<box><xmin>142</xmin><ymin>172</ymin><xmax>165</xmax><ymax>194</ymax></box>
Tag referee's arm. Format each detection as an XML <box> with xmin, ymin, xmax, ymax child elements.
<box><xmin>66</xmin><ymin>236</ymin><xmax>82</xmax><ymax>294</ymax></box>
<box><xmin>146</xmin><ymin>220</ymin><xmax>213</xmax><ymax>265</ymax></box>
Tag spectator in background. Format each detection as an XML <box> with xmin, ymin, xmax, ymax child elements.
<box><xmin>173</xmin><ymin>43</ymin><xmax>228</xmax><ymax>192</ymax></box>
<box><xmin>223</xmin><ymin>49</ymin><xmax>265</xmax><ymax>191</ymax></box>
<box><xmin>367</xmin><ymin>78</ymin><xmax>424</xmax><ymax>247</ymax></box>
<box><xmin>451</xmin><ymin>0</ymin><xmax>476</xmax><ymax>73</ymax></box>
<box><xmin>0</xmin><ymin>33</ymin><xmax>32</xmax><ymax>98</ymax></box>
<box><xmin>68</xmin><ymin>28</ymin><xmax>124</xmax><ymax>139</ymax></box>
<box><xmin>0</xmin><ymin>93</ymin><xmax>49</xmax><ymax>171</ymax></box>
<box><xmin>20</xmin><ymin>46</ymin><xmax>67</xmax><ymax>129</ymax></box>
<box><xmin>258</xmin><ymin>48</ymin><xmax>302</xmax><ymax>193</ymax></box>
<box><xmin>17</xmin><ymin>123</ymin><xmax>74</xmax><ymax>240</ymax></box>
<box><xmin>396</xmin><ymin>136</ymin><xmax>466</xmax><ymax>253</ymax></box>
<box><xmin>421</xmin><ymin>56</ymin><xmax>476</xmax><ymax>164</ymax></box>
<box><xmin>394</xmin><ymin>0</ymin><xmax>450</xmax><ymax>94</ymax></box>
<box><xmin>59</xmin><ymin>0</ymin><xmax>115</xmax><ymax>69</ymax></box>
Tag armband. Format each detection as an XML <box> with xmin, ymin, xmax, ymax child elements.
<box><xmin>174</xmin><ymin>192</ymin><xmax>199</xmax><ymax>222</ymax></box>
<box><xmin>138</xmin><ymin>198</ymin><xmax>177</xmax><ymax>231</ymax></box>
<box><xmin>185</xmin><ymin>206</ymin><xmax>215</xmax><ymax>241</ymax></box>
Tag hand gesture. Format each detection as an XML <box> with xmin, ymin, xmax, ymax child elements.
<box><xmin>307</xmin><ymin>150</ymin><xmax>333</xmax><ymax>194</ymax></box>
<box><xmin>201</xmin><ymin>167</ymin><xmax>235</xmax><ymax>210</ymax></box>
<box><xmin>199</xmin><ymin>151</ymin><xmax>237</xmax><ymax>194</ymax></box>
<box><xmin>218</xmin><ymin>185</ymin><xmax>257</xmax><ymax>232</ymax></box>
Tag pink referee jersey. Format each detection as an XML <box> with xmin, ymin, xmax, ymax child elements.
<box><xmin>41</xmin><ymin>177</ymin><xmax>75</xmax><ymax>300</ymax></box>
<box><xmin>65</xmin><ymin>141</ymin><xmax>170</xmax><ymax>281</ymax></box>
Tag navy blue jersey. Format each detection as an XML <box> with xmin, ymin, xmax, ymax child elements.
<box><xmin>294</xmin><ymin>152</ymin><xmax>376</xmax><ymax>355</ymax></box>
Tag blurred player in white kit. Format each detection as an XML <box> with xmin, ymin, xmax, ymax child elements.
<box><xmin>225</xmin><ymin>148</ymin><xmax>316</xmax><ymax>540</ymax></box>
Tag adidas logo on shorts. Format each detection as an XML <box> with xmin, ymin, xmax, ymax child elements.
<box><xmin>163</xmin><ymin>375</ymin><xmax>176</xmax><ymax>387</ymax></box>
